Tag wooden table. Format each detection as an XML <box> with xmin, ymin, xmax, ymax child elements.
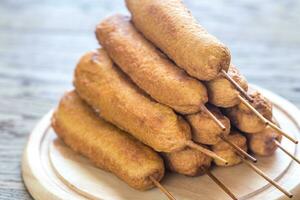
<box><xmin>0</xmin><ymin>0</ymin><xmax>299</xmax><ymax>199</ymax></box>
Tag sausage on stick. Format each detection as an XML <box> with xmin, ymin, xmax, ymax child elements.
<box><xmin>244</xmin><ymin>118</ymin><xmax>300</xmax><ymax>164</ymax></box>
<box><xmin>162</xmin><ymin>147</ymin><xmax>212</xmax><ymax>177</ymax></box>
<box><xmin>212</xmin><ymin>132</ymin><xmax>248</xmax><ymax>167</ymax></box>
<box><xmin>74</xmin><ymin>49</ymin><xmax>227</xmax><ymax>164</ymax></box>
<box><xmin>96</xmin><ymin>14</ymin><xmax>207</xmax><ymax>115</ymax></box>
<box><xmin>246</xmin><ymin>126</ymin><xmax>282</xmax><ymax>157</ymax></box>
<box><xmin>224</xmin><ymin>89</ymin><xmax>298</xmax><ymax>143</ymax></box>
<box><xmin>225</xmin><ymin>90</ymin><xmax>273</xmax><ymax>134</ymax></box>
<box><xmin>186</xmin><ymin>105</ymin><xmax>230</xmax><ymax>145</ymax></box>
<box><xmin>126</xmin><ymin>0</ymin><xmax>257</xmax><ymax>108</ymax></box>
<box><xmin>52</xmin><ymin>91</ymin><xmax>168</xmax><ymax>192</ymax></box>
<box><xmin>206</xmin><ymin>65</ymin><xmax>248</xmax><ymax>108</ymax></box>
<box><xmin>125</xmin><ymin>0</ymin><xmax>230</xmax><ymax>81</ymax></box>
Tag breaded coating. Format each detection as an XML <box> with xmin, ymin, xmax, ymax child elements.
<box><xmin>96</xmin><ymin>14</ymin><xmax>208</xmax><ymax>114</ymax></box>
<box><xmin>206</xmin><ymin>65</ymin><xmax>248</xmax><ymax>108</ymax></box>
<box><xmin>162</xmin><ymin>147</ymin><xmax>212</xmax><ymax>176</ymax></box>
<box><xmin>74</xmin><ymin>49</ymin><xmax>191</xmax><ymax>153</ymax></box>
<box><xmin>212</xmin><ymin>132</ymin><xmax>247</xmax><ymax>167</ymax></box>
<box><xmin>186</xmin><ymin>105</ymin><xmax>231</xmax><ymax>145</ymax></box>
<box><xmin>246</xmin><ymin>119</ymin><xmax>282</xmax><ymax>156</ymax></box>
<box><xmin>225</xmin><ymin>90</ymin><xmax>273</xmax><ymax>133</ymax></box>
<box><xmin>51</xmin><ymin>91</ymin><xmax>164</xmax><ymax>190</ymax></box>
<box><xmin>126</xmin><ymin>0</ymin><xmax>231</xmax><ymax>81</ymax></box>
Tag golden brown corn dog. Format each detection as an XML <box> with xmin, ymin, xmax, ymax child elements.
<box><xmin>162</xmin><ymin>147</ymin><xmax>212</xmax><ymax>176</ymax></box>
<box><xmin>74</xmin><ymin>49</ymin><xmax>191</xmax><ymax>153</ymax></box>
<box><xmin>126</xmin><ymin>0</ymin><xmax>231</xmax><ymax>81</ymax></box>
<box><xmin>206</xmin><ymin>65</ymin><xmax>248</xmax><ymax>108</ymax></box>
<box><xmin>96</xmin><ymin>14</ymin><xmax>208</xmax><ymax>114</ymax></box>
<box><xmin>51</xmin><ymin>91</ymin><xmax>164</xmax><ymax>190</ymax></box>
<box><xmin>212</xmin><ymin>132</ymin><xmax>247</xmax><ymax>167</ymax></box>
<box><xmin>246</xmin><ymin>126</ymin><xmax>282</xmax><ymax>156</ymax></box>
<box><xmin>186</xmin><ymin>105</ymin><xmax>230</xmax><ymax>145</ymax></box>
<box><xmin>245</xmin><ymin>118</ymin><xmax>282</xmax><ymax>156</ymax></box>
<box><xmin>224</xmin><ymin>90</ymin><xmax>273</xmax><ymax>133</ymax></box>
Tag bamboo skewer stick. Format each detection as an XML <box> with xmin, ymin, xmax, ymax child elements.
<box><xmin>201</xmin><ymin>106</ymin><xmax>226</xmax><ymax>131</ymax></box>
<box><xmin>238</xmin><ymin>95</ymin><xmax>298</xmax><ymax>144</ymax></box>
<box><xmin>219</xmin><ymin>135</ymin><xmax>257</xmax><ymax>163</ymax></box>
<box><xmin>274</xmin><ymin>140</ymin><xmax>300</xmax><ymax>165</ymax></box>
<box><xmin>201</xmin><ymin>167</ymin><xmax>238</xmax><ymax>200</ymax></box>
<box><xmin>268</xmin><ymin>122</ymin><xmax>298</xmax><ymax>144</ymax></box>
<box><xmin>237</xmin><ymin>95</ymin><xmax>268</xmax><ymax>125</ymax></box>
<box><xmin>240</xmin><ymin>157</ymin><xmax>293</xmax><ymax>198</ymax></box>
<box><xmin>149</xmin><ymin>176</ymin><xmax>176</xmax><ymax>200</ymax></box>
<box><xmin>221</xmin><ymin>69</ymin><xmax>253</xmax><ymax>102</ymax></box>
<box><xmin>185</xmin><ymin>141</ymin><xmax>228</xmax><ymax>165</ymax></box>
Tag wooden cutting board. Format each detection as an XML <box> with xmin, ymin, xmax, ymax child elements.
<box><xmin>22</xmin><ymin>85</ymin><xmax>300</xmax><ymax>200</ymax></box>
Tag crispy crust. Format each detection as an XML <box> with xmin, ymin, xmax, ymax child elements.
<box><xmin>126</xmin><ymin>0</ymin><xmax>231</xmax><ymax>81</ymax></box>
<box><xmin>73</xmin><ymin>49</ymin><xmax>191</xmax><ymax>152</ymax></box>
<box><xmin>186</xmin><ymin>105</ymin><xmax>231</xmax><ymax>145</ymax></box>
<box><xmin>51</xmin><ymin>91</ymin><xmax>164</xmax><ymax>190</ymax></box>
<box><xmin>96</xmin><ymin>14</ymin><xmax>208</xmax><ymax>114</ymax></box>
<box><xmin>162</xmin><ymin>147</ymin><xmax>212</xmax><ymax>176</ymax></box>
<box><xmin>246</xmin><ymin>119</ymin><xmax>282</xmax><ymax>156</ymax></box>
<box><xmin>224</xmin><ymin>90</ymin><xmax>273</xmax><ymax>133</ymax></box>
<box><xmin>206</xmin><ymin>65</ymin><xmax>248</xmax><ymax>108</ymax></box>
<box><xmin>212</xmin><ymin>132</ymin><xmax>247</xmax><ymax>166</ymax></box>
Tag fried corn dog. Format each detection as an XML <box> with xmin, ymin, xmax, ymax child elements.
<box><xmin>51</xmin><ymin>91</ymin><xmax>164</xmax><ymax>190</ymax></box>
<box><xmin>186</xmin><ymin>105</ymin><xmax>230</xmax><ymax>145</ymax></box>
<box><xmin>224</xmin><ymin>90</ymin><xmax>273</xmax><ymax>133</ymax></box>
<box><xmin>206</xmin><ymin>65</ymin><xmax>248</xmax><ymax>108</ymax></box>
<box><xmin>74</xmin><ymin>49</ymin><xmax>191</xmax><ymax>153</ymax></box>
<box><xmin>96</xmin><ymin>14</ymin><xmax>208</xmax><ymax>114</ymax></box>
<box><xmin>246</xmin><ymin>126</ymin><xmax>282</xmax><ymax>156</ymax></box>
<box><xmin>212</xmin><ymin>132</ymin><xmax>247</xmax><ymax>167</ymax></box>
<box><xmin>126</xmin><ymin>0</ymin><xmax>231</xmax><ymax>81</ymax></box>
<box><xmin>162</xmin><ymin>147</ymin><xmax>212</xmax><ymax>176</ymax></box>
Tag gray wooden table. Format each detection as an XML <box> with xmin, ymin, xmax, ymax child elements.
<box><xmin>0</xmin><ymin>0</ymin><xmax>299</xmax><ymax>199</ymax></box>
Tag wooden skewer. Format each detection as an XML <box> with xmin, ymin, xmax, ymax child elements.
<box><xmin>237</xmin><ymin>95</ymin><xmax>268</xmax><ymax>125</ymax></box>
<box><xmin>239</xmin><ymin>156</ymin><xmax>293</xmax><ymax>198</ymax></box>
<box><xmin>149</xmin><ymin>176</ymin><xmax>176</xmax><ymax>200</ymax></box>
<box><xmin>274</xmin><ymin>140</ymin><xmax>300</xmax><ymax>164</ymax></box>
<box><xmin>238</xmin><ymin>95</ymin><xmax>298</xmax><ymax>144</ymax></box>
<box><xmin>268</xmin><ymin>121</ymin><xmax>298</xmax><ymax>144</ymax></box>
<box><xmin>221</xmin><ymin>69</ymin><xmax>253</xmax><ymax>102</ymax></box>
<box><xmin>185</xmin><ymin>141</ymin><xmax>228</xmax><ymax>165</ymax></box>
<box><xmin>201</xmin><ymin>105</ymin><xmax>226</xmax><ymax>131</ymax></box>
<box><xmin>201</xmin><ymin>167</ymin><xmax>238</xmax><ymax>200</ymax></box>
<box><xmin>219</xmin><ymin>135</ymin><xmax>257</xmax><ymax>163</ymax></box>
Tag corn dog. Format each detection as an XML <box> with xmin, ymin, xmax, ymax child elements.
<box><xmin>212</xmin><ymin>132</ymin><xmax>247</xmax><ymax>167</ymax></box>
<box><xmin>246</xmin><ymin>126</ymin><xmax>282</xmax><ymax>157</ymax></box>
<box><xmin>96</xmin><ymin>14</ymin><xmax>208</xmax><ymax>114</ymax></box>
<box><xmin>126</xmin><ymin>0</ymin><xmax>231</xmax><ymax>81</ymax></box>
<box><xmin>51</xmin><ymin>91</ymin><xmax>164</xmax><ymax>190</ymax></box>
<box><xmin>74</xmin><ymin>49</ymin><xmax>191</xmax><ymax>153</ymax></box>
<box><xmin>186</xmin><ymin>105</ymin><xmax>230</xmax><ymax>145</ymax></box>
<box><xmin>224</xmin><ymin>90</ymin><xmax>273</xmax><ymax>133</ymax></box>
<box><xmin>206</xmin><ymin>65</ymin><xmax>248</xmax><ymax>108</ymax></box>
<box><xmin>162</xmin><ymin>147</ymin><xmax>212</xmax><ymax>177</ymax></box>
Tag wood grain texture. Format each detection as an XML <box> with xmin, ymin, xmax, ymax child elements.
<box><xmin>0</xmin><ymin>0</ymin><xmax>300</xmax><ymax>199</ymax></box>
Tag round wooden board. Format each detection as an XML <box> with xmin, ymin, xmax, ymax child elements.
<box><xmin>22</xmin><ymin>85</ymin><xmax>300</xmax><ymax>200</ymax></box>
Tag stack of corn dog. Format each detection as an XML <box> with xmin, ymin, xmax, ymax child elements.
<box><xmin>51</xmin><ymin>0</ymin><xmax>299</xmax><ymax>199</ymax></box>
